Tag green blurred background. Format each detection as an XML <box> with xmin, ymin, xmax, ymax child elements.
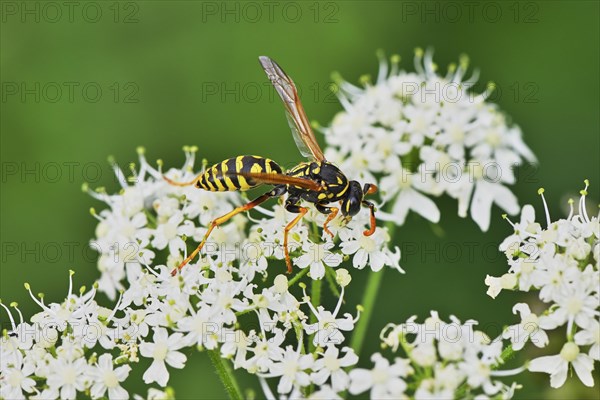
<box><xmin>1</xmin><ymin>1</ymin><xmax>598</xmax><ymax>398</ymax></box>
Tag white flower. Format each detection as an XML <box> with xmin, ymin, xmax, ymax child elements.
<box><xmin>0</xmin><ymin>354</ymin><xmax>36</xmax><ymax>399</ymax></box>
<box><xmin>415</xmin><ymin>364</ymin><xmax>465</xmax><ymax>399</ymax></box>
<box><xmin>151</xmin><ymin>212</ymin><xmax>196</xmax><ymax>255</ymax></box>
<box><xmin>245</xmin><ymin>329</ymin><xmax>285</xmax><ymax>373</ymax></box>
<box><xmin>412</xmin><ymin>342</ymin><xmax>437</xmax><ymax>367</ymax></box>
<box><xmin>303</xmin><ymin>282</ymin><xmax>356</xmax><ymax>348</ymax></box>
<box><xmin>339</xmin><ymin>222</ymin><xmax>403</xmax><ymax>272</ymax></box>
<box><xmin>484</xmin><ymin>273</ymin><xmax>517</xmax><ymax>299</ymax></box>
<box><xmin>0</xmin><ymin>303</ymin><xmax>35</xmax><ymax>359</ymax></box>
<box><xmin>140</xmin><ymin>327</ymin><xmax>187</xmax><ymax>387</ymax></box>
<box><xmin>254</xmin><ymin>204</ymin><xmax>309</xmax><ymax>261</ymax></box>
<box><xmin>89</xmin><ymin>354</ymin><xmax>131</xmax><ymax>399</ymax></box>
<box><xmin>463</xmin><ymin>175</ymin><xmax>520</xmax><ymax>232</ymax></box>
<box><xmin>295</xmin><ymin>240</ymin><xmax>342</xmax><ymax>279</ymax></box>
<box><xmin>348</xmin><ymin>353</ymin><xmax>411</xmax><ymax>399</ymax></box>
<box><xmin>308</xmin><ymin>384</ymin><xmax>342</xmax><ymax>400</ymax></box>
<box><xmin>503</xmin><ymin>303</ymin><xmax>550</xmax><ymax>350</ymax></box>
<box><xmin>575</xmin><ymin>320</ymin><xmax>600</xmax><ymax>361</ymax></box>
<box><xmin>323</xmin><ymin>49</ymin><xmax>535</xmax><ymax>231</ymax></box>
<box><xmin>267</xmin><ymin>345</ymin><xmax>314</xmax><ymax>394</ymax></box>
<box><xmin>459</xmin><ymin>346</ymin><xmax>504</xmax><ymax>396</ymax></box>
<box><xmin>134</xmin><ymin>387</ymin><xmax>176</xmax><ymax>400</ymax></box>
<box><xmin>529</xmin><ymin>342</ymin><xmax>595</xmax><ymax>388</ymax></box>
<box><xmin>545</xmin><ymin>276</ymin><xmax>599</xmax><ymax>332</ymax></box>
<box><xmin>220</xmin><ymin>328</ymin><xmax>252</xmax><ymax>370</ymax></box>
<box><xmin>25</xmin><ymin>273</ymin><xmax>99</xmax><ymax>333</ymax></box>
<box><xmin>375</xmin><ymin>313</ymin><xmax>523</xmax><ymax>397</ymax></box>
<box><xmin>490</xmin><ymin>182</ymin><xmax>600</xmax><ymax>389</ymax></box>
<box><xmin>45</xmin><ymin>356</ymin><xmax>89</xmax><ymax>400</ymax></box>
<box><xmin>311</xmin><ymin>346</ymin><xmax>358</xmax><ymax>392</ymax></box>
<box><xmin>379</xmin><ymin>164</ymin><xmax>441</xmax><ymax>225</ymax></box>
<box><xmin>498</xmin><ymin>204</ymin><xmax>540</xmax><ymax>253</ymax></box>
<box><xmin>177</xmin><ymin>305</ymin><xmax>219</xmax><ymax>350</ymax></box>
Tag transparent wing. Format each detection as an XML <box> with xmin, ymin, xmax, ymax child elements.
<box><xmin>259</xmin><ymin>56</ymin><xmax>325</xmax><ymax>162</ymax></box>
<box><xmin>285</xmin><ymin>112</ymin><xmax>316</xmax><ymax>160</ymax></box>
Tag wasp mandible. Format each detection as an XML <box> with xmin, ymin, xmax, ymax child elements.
<box><xmin>166</xmin><ymin>56</ymin><xmax>378</xmax><ymax>275</ymax></box>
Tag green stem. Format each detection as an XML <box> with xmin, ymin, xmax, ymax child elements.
<box><xmin>287</xmin><ymin>267</ymin><xmax>309</xmax><ymax>287</ymax></box>
<box><xmin>309</xmin><ymin>279</ymin><xmax>322</xmax><ymax>352</ymax></box>
<box><xmin>235</xmin><ymin>307</ymin><xmax>257</xmax><ymax>317</ymax></box>
<box><xmin>496</xmin><ymin>344</ymin><xmax>515</xmax><ymax>367</ymax></box>
<box><xmin>325</xmin><ymin>266</ymin><xmax>341</xmax><ymax>298</ymax></box>
<box><xmin>349</xmin><ymin>267</ymin><xmax>384</xmax><ymax>356</ymax></box>
<box><xmin>207</xmin><ymin>349</ymin><xmax>243</xmax><ymax>400</ymax></box>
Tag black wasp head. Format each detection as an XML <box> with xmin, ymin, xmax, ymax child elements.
<box><xmin>341</xmin><ymin>180</ymin><xmax>364</xmax><ymax>217</ymax></box>
<box><xmin>341</xmin><ymin>181</ymin><xmax>378</xmax><ymax>235</ymax></box>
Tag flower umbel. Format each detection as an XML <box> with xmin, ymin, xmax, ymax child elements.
<box><xmin>487</xmin><ymin>181</ymin><xmax>599</xmax><ymax>388</ymax></box>
<box><xmin>322</xmin><ymin>49</ymin><xmax>536</xmax><ymax>231</ymax></box>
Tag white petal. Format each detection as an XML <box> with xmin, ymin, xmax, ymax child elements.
<box><xmin>471</xmin><ymin>181</ymin><xmax>494</xmax><ymax>231</ymax></box>
<box><xmin>143</xmin><ymin>360</ymin><xmax>169</xmax><ymax>387</ymax></box>
<box><xmin>529</xmin><ymin>354</ymin><xmax>562</xmax><ymax>374</ymax></box>
<box><xmin>572</xmin><ymin>355</ymin><xmax>595</xmax><ymax>387</ymax></box>
<box><xmin>352</xmin><ymin>250</ymin><xmax>368</xmax><ymax>269</ymax></box>
<box><xmin>512</xmin><ymin>303</ymin><xmax>531</xmax><ymax>319</ymax></box>
<box><xmin>408</xmin><ymin>190</ymin><xmax>440</xmax><ymax>223</ymax></box>
<box><xmin>549</xmin><ymin>362</ymin><xmax>568</xmax><ymax>388</ymax></box>
<box><xmin>391</xmin><ymin>191</ymin><xmax>412</xmax><ymax>225</ymax></box>
<box><xmin>348</xmin><ymin>369</ymin><xmax>373</xmax><ymax>395</ymax></box>
<box><xmin>492</xmin><ymin>183</ymin><xmax>520</xmax><ymax>216</ymax></box>
<box><xmin>310</xmin><ymin>262</ymin><xmax>326</xmax><ymax>280</ymax></box>
<box><xmin>166</xmin><ymin>351</ymin><xmax>187</xmax><ymax>369</ymax></box>
<box><xmin>108</xmin><ymin>385</ymin><xmax>129</xmax><ymax>400</ymax></box>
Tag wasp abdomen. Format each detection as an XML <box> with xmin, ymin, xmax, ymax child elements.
<box><xmin>196</xmin><ymin>155</ymin><xmax>282</xmax><ymax>191</ymax></box>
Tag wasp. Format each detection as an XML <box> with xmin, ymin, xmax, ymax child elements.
<box><xmin>166</xmin><ymin>56</ymin><xmax>378</xmax><ymax>275</ymax></box>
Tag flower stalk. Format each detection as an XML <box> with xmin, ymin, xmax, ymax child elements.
<box><xmin>207</xmin><ymin>349</ymin><xmax>243</xmax><ymax>400</ymax></box>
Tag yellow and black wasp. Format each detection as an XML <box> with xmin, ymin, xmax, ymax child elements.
<box><xmin>166</xmin><ymin>56</ymin><xmax>378</xmax><ymax>275</ymax></box>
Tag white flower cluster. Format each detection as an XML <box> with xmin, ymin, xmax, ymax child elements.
<box><xmin>1</xmin><ymin>148</ymin><xmax>403</xmax><ymax>399</ymax></box>
<box><xmin>1</xmin><ymin>273</ymin><xmax>133</xmax><ymax>399</ymax></box>
<box><xmin>7</xmin><ymin>50</ymin><xmax>589</xmax><ymax>399</ymax></box>
<box><xmin>486</xmin><ymin>181</ymin><xmax>599</xmax><ymax>388</ymax></box>
<box><xmin>345</xmin><ymin>311</ymin><xmax>523</xmax><ymax>399</ymax></box>
<box><xmin>321</xmin><ymin>49</ymin><xmax>536</xmax><ymax>231</ymax></box>
<box><xmin>91</xmin><ymin>147</ymin><xmax>402</xmax><ymax>301</ymax></box>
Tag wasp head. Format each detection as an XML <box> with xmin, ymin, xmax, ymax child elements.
<box><xmin>340</xmin><ymin>181</ymin><xmax>362</xmax><ymax>217</ymax></box>
<box><xmin>340</xmin><ymin>181</ymin><xmax>378</xmax><ymax>235</ymax></box>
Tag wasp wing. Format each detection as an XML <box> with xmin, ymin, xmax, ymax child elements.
<box><xmin>227</xmin><ymin>171</ymin><xmax>322</xmax><ymax>191</ymax></box>
<box><xmin>284</xmin><ymin>112</ymin><xmax>315</xmax><ymax>161</ymax></box>
<box><xmin>259</xmin><ymin>56</ymin><xmax>326</xmax><ymax>162</ymax></box>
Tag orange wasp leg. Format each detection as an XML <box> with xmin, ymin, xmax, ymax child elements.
<box><xmin>322</xmin><ymin>207</ymin><xmax>339</xmax><ymax>239</ymax></box>
<box><xmin>283</xmin><ymin>207</ymin><xmax>308</xmax><ymax>274</ymax></box>
<box><xmin>363</xmin><ymin>202</ymin><xmax>377</xmax><ymax>236</ymax></box>
<box><xmin>362</xmin><ymin>183</ymin><xmax>378</xmax><ymax>236</ymax></box>
<box><xmin>171</xmin><ymin>192</ymin><xmax>274</xmax><ymax>276</ymax></box>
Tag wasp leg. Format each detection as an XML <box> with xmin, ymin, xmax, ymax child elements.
<box><xmin>315</xmin><ymin>203</ymin><xmax>338</xmax><ymax>239</ymax></box>
<box><xmin>163</xmin><ymin>173</ymin><xmax>203</xmax><ymax>187</ymax></box>
<box><xmin>171</xmin><ymin>186</ymin><xmax>286</xmax><ymax>276</ymax></box>
<box><xmin>362</xmin><ymin>200</ymin><xmax>376</xmax><ymax>236</ymax></box>
<box><xmin>283</xmin><ymin>197</ymin><xmax>307</xmax><ymax>274</ymax></box>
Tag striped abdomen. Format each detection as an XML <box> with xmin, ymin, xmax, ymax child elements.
<box><xmin>196</xmin><ymin>155</ymin><xmax>282</xmax><ymax>191</ymax></box>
